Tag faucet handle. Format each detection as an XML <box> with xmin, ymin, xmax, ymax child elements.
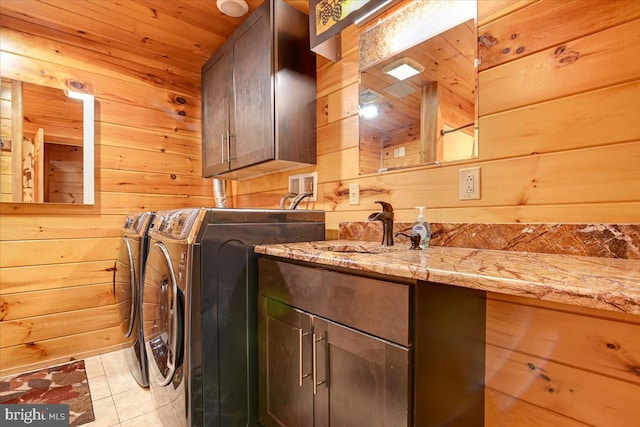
<box><xmin>374</xmin><ymin>201</ymin><xmax>394</xmax><ymax>213</ymax></box>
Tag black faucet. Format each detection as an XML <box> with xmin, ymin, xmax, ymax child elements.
<box><xmin>368</xmin><ymin>201</ymin><xmax>394</xmax><ymax>246</ymax></box>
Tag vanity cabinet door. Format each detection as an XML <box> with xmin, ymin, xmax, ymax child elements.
<box><xmin>258</xmin><ymin>296</ymin><xmax>314</xmax><ymax>427</ymax></box>
<box><xmin>313</xmin><ymin>317</ymin><xmax>410</xmax><ymax>427</ymax></box>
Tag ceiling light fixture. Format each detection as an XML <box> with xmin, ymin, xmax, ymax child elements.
<box><xmin>383</xmin><ymin>82</ymin><xmax>416</xmax><ymax>98</ymax></box>
<box><xmin>381</xmin><ymin>57</ymin><xmax>424</xmax><ymax>81</ymax></box>
<box><xmin>354</xmin><ymin>0</ymin><xmax>394</xmax><ymax>25</ymax></box>
<box><xmin>216</xmin><ymin>0</ymin><xmax>249</xmax><ymax>18</ymax></box>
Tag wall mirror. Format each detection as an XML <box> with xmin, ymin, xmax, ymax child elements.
<box><xmin>359</xmin><ymin>0</ymin><xmax>477</xmax><ymax>174</ymax></box>
<box><xmin>0</xmin><ymin>77</ymin><xmax>94</xmax><ymax>204</ymax></box>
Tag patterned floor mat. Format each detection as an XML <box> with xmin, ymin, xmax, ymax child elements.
<box><xmin>0</xmin><ymin>360</ymin><xmax>95</xmax><ymax>426</ymax></box>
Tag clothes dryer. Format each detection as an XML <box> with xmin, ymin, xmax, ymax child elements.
<box><xmin>142</xmin><ymin>207</ymin><xmax>324</xmax><ymax>427</ymax></box>
<box><xmin>114</xmin><ymin>211</ymin><xmax>155</xmax><ymax>387</ymax></box>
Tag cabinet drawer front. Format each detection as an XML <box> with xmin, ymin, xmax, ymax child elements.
<box><xmin>259</xmin><ymin>258</ymin><xmax>411</xmax><ymax>346</ymax></box>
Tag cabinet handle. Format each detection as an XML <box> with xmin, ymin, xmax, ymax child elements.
<box><xmin>221</xmin><ymin>132</ymin><xmax>226</xmax><ymax>163</ymax></box>
<box><xmin>227</xmin><ymin>132</ymin><xmax>235</xmax><ymax>161</ymax></box>
<box><xmin>299</xmin><ymin>329</ymin><xmax>311</xmax><ymax>387</ymax></box>
<box><xmin>312</xmin><ymin>333</ymin><xmax>326</xmax><ymax>395</ymax></box>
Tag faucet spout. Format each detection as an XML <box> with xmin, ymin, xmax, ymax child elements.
<box><xmin>290</xmin><ymin>191</ymin><xmax>313</xmax><ymax>209</ymax></box>
<box><xmin>368</xmin><ymin>201</ymin><xmax>394</xmax><ymax>246</ymax></box>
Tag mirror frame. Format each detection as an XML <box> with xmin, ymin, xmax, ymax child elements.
<box><xmin>358</xmin><ymin>0</ymin><xmax>477</xmax><ymax>174</ymax></box>
<box><xmin>0</xmin><ymin>79</ymin><xmax>95</xmax><ymax>205</ymax></box>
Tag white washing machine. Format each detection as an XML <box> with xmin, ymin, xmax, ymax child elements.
<box><xmin>142</xmin><ymin>207</ymin><xmax>325</xmax><ymax>427</ymax></box>
<box><xmin>114</xmin><ymin>211</ymin><xmax>155</xmax><ymax>387</ymax></box>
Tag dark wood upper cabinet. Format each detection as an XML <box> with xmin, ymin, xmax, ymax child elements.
<box><xmin>201</xmin><ymin>0</ymin><xmax>317</xmax><ymax>179</ymax></box>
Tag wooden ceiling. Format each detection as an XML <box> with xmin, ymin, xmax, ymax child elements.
<box><xmin>0</xmin><ymin>0</ymin><xmax>308</xmax><ymax>98</ymax></box>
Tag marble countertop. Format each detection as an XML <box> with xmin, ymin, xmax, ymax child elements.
<box><xmin>254</xmin><ymin>240</ymin><xmax>640</xmax><ymax>316</ymax></box>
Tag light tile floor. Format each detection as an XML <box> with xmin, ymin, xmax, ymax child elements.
<box><xmin>83</xmin><ymin>349</ymin><xmax>162</xmax><ymax>427</ymax></box>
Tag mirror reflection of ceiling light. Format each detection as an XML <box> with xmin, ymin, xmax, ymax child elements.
<box><xmin>381</xmin><ymin>57</ymin><xmax>424</xmax><ymax>81</ymax></box>
<box><xmin>360</xmin><ymin>88</ymin><xmax>384</xmax><ymax>104</ymax></box>
<box><xmin>360</xmin><ymin>104</ymin><xmax>379</xmax><ymax>119</ymax></box>
<box><xmin>216</xmin><ymin>0</ymin><xmax>249</xmax><ymax>17</ymax></box>
<box><xmin>383</xmin><ymin>82</ymin><xmax>416</xmax><ymax>98</ymax></box>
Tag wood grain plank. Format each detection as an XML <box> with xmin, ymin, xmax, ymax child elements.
<box><xmin>0</xmin><ymin>14</ymin><xmax>201</xmax><ymax>88</ymax></box>
<box><xmin>487</xmin><ymin>293</ymin><xmax>640</xmax><ymax>325</ymax></box>
<box><xmin>0</xmin><ymin>214</ymin><xmax>123</xmax><ymax>240</ymax></box>
<box><xmin>82</xmin><ymin>0</ymin><xmax>226</xmax><ymax>56</ymax></box>
<box><xmin>0</xmin><ymin>238</ymin><xmax>120</xmax><ymax>268</ymax></box>
<box><xmin>98</xmin><ymin>145</ymin><xmax>201</xmax><ymax>176</ymax></box>
<box><xmin>479</xmin><ymin>80</ymin><xmax>640</xmax><ymax>160</ymax></box>
<box><xmin>0</xmin><ymin>0</ymin><xmax>206</xmax><ymax>71</ymax></box>
<box><xmin>0</xmin><ymin>304</ymin><xmax>123</xmax><ymax>348</ymax></box>
<box><xmin>98</xmin><ymin>169</ymin><xmax>212</xmax><ymax>197</ymax></box>
<box><xmin>478</xmin><ymin>0</ymin><xmax>540</xmax><ymax>27</ymax></box>
<box><xmin>317</xmin><ymin>115</ymin><xmax>359</xmax><ymax>156</ymax></box>
<box><xmin>479</xmin><ymin>18</ymin><xmax>640</xmax><ymax>115</ymax></box>
<box><xmin>0</xmin><ymin>261</ymin><xmax>114</xmax><ymax>294</ymax></box>
<box><xmin>0</xmin><ymin>51</ymin><xmax>201</xmax><ymax>120</ymax></box>
<box><xmin>0</xmin><ymin>283</ymin><xmax>116</xmax><ymax>320</ymax></box>
<box><xmin>97</xmin><ymin>97</ymin><xmax>200</xmax><ymax>136</ymax></box>
<box><xmin>0</xmin><ymin>326</ymin><xmax>127</xmax><ymax>373</ymax></box>
<box><xmin>316</xmin><ymin>141</ymin><xmax>640</xmax><ymax>210</ymax></box>
<box><xmin>326</xmin><ymin>82</ymin><xmax>359</xmax><ymax>124</ymax></box>
<box><xmin>479</xmin><ymin>0</ymin><xmax>640</xmax><ymax>71</ymax></box>
<box><xmin>0</xmin><ymin>193</ymin><xmax>214</xmax><ymax>215</ymax></box>
<box><xmin>486</xmin><ymin>388</ymin><xmax>589</xmax><ymax>427</ymax></box>
<box><xmin>316</xmin><ymin>48</ymin><xmax>358</xmax><ymax>99</ymax></box>
<box><xmin>98</xmin><ymin>122</ymin><xmax>200</xmax><ymax>156</ymax></box>
<box><xmin>133</xmin><ymin>0</ymin><xmax>243</xmax><ymax>37</ymax></box>
<box><xmin>487</xmin><ymin>298</ymin><xmax>640</xmax><ymax>385</ymax></box>
<box><xmin>485</xmin><ymin>345</ymin><xmax>640</xmax><ymax>426</ymax></box>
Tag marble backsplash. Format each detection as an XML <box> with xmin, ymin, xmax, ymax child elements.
<box><xmin>338</xmin><ymin>222</ymin><xmax>640</xmax><ymax>260</ymax></box>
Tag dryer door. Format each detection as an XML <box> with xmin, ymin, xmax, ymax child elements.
<box><xmin>143</xmin><ymin>241</ymin><xmax>183</xmax><ymax>387</ymax></box>
<box><xmin>115</xmin><ymin>237</ymin><xmax>136</xmax><ymax>337</ymax></box>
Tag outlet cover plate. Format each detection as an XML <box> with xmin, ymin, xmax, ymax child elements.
<box><xmin>459</xmin><ymin>167</ymin><xmax>480</xmax><ymax>200</ymax></box>
<box><xmin>288</xmin><ymin>172</ymin><xmax>318</xmax><ymax>202</ymax></box>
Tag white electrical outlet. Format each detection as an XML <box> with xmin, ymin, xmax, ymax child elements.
<box><xmin>459</xmin><ymin>167</ymin><xmax>480</xmax><ymax>200</ymax></box>
<box><xmin>349</xmin><ymin>183</ymin><xmax>360</xmax><ymax>205</ymax></box>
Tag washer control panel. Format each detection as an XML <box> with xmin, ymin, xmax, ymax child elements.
<box><xmin>150</xmin><ymin>208</ymin><xmax>201</xmax><ymax>240</ymax></box>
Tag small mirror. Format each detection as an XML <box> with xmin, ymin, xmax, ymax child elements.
<box><xmin>0</xmin><ymin>78</ymin><xmax>94</xmax><ymax>204</ymax></box>
<box><xmin>359</xmin><ymin>0</ymin><xmax>477</xmax><ymax>174</ymax></box>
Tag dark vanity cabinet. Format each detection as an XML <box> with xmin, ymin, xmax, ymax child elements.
<box><xmin>258</xmin><ymin>258</ymin><xmax>412</xmax><ymax>427</ymax></box>
<box><xmin>258</xmin><ymin>257</ymin><xmax>486</xmax><ymax>427</ymax></box>
<box><xmin>201</xmin><ymin>0</ymin><xmax>316</xmax><ymax>179</ymax></box>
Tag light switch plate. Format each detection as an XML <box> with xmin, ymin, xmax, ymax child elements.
<box><xmin>349</xmin><ymin>183</ymin><xmax>360</xmax><ymax>205</ymax></box>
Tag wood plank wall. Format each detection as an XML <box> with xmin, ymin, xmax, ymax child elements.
<box><xmin>233</xmin><ymin>0</ymin><xmax>640</xmax><ymax>231</ymax></box>
<box><xmin>0</xmin><ymin>3</ymin><xmax>214</xmax><ymax>375</ymax></box>
<box><xmin>231</xmin><ymin>0</ymin><xmax>640</xmax><ymax>425</ymax></box>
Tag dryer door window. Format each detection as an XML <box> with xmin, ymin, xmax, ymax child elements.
<box><xmin>115</xmin><ymin>237</ymin><xmax>136</xmax><ymax>337</ymax></box>
<box><xmin>143</xmin><ymin>242</ymin><xmax>183</xmax><ymax>386</ymax></box>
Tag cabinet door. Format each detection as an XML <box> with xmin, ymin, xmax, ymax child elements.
<box><xmin>313</xmin><ymin>318</ymin><xmax>410</xmax><ymax>427</ymax></box>
<box><xmin>202</xmin><ymin>48</ymin><xmax>230</xmax><ymax>176</ymax></box>
<box><xmin>230</xmin><ymin>6</ymin><xmax>274</xmax><ymax>170</ymax></box>
<box><xmin>258</xmin><ymin>296</ymin><xmax>314</xmax><ymax>427</ymax></box>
